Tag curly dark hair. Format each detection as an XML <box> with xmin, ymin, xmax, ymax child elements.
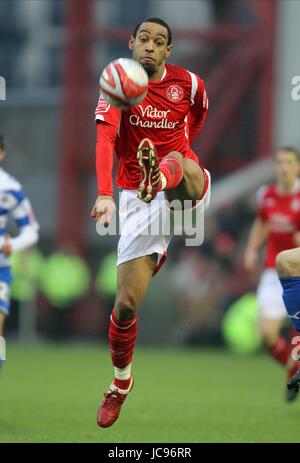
<box><xmin>133</xmin><ymin>17</ymin><xmax>172</xmax><ymax>46</ymax></box>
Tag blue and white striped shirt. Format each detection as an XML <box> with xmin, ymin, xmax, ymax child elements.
<box><xmin>0</xmin><ymin>167</ymin><xmax>39</xmax><ymax>268</ymax></box>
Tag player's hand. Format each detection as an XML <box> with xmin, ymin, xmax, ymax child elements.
<box><xmin>1</xmin><ymin>234</ymin><xmax>12</xmax><ymax>257</ymax></box>
<box><xmin>91</xmin><ymin>195</ymin><xmax>116</xmax><ymax>227</ymax></box>
<box><xmin>244</xmin><ymin>247</ymin><xmax>258</xmax><ymax>271</ymax></box>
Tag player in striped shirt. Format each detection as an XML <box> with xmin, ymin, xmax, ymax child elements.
<box><xmin>0</xmin><ymin>134</ymin><xmax>39</xmax><ymax>368</ymax></box>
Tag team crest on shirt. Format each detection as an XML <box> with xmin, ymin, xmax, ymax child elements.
<box><xmin>166</xmin><ymin>85</ymin><xmax>183</xmax><ymax>102</ymax></box>
<box><xmin>96</xmin><ymin>95</ymin><xmax>111</xmax><ymax>113</ymax></box>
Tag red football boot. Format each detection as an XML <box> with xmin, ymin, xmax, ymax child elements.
<box><xmin>137</xmin><ymin>138</ymin><xmax>162</xmax><ymax>203</ymax></box>
<box><xmin>97</xmin><ymin>377</ymin><xmax>134</xmax><ymax>428</ymax></box>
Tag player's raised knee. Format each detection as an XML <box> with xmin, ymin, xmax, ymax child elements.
<box><xmin>276</xmin><ymin>249</ymin><xmax>300</xmax><ymax>277</ymax></box>
<box><xmin>167</xmin><ymin>151</ymin><xmax>183</xmax><ymax>164</ymax></box>
<box><xmin>182</xmin><ymin>158</ymin><xmax>204</xmax><ymax>199</ymax></box>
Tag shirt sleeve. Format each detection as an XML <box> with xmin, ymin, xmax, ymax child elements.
<box><xmin>188</xmin><ymin>73</ymin><xmax>209</xmax><ymax>144</ymax></box>
<box><xmin>9</xmin><ymin>189</ymin><xmax>39</xmax><ymax>252</ymax></box>
<box><xmin>95</xmin><ymin>121</ymin><xmax>118</xmax><ymax>196</ymax></box>
<box><xmin>94</xmin><ymin>94</ymin><xmax>121</xmax><ymax>196</ymax></box>
<box><xmin>95</xmin><ymin>94</ymin><xmax>121</xmax><ymax>128</ymax></box>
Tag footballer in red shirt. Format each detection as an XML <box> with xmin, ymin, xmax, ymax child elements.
<box><xmin>244</xmin><ymin>147</ymin><xmax>300</xmax><ymax>402</ymax></box>
<box><xmin>91</xmin><ymin>17</ymin><xmax>210</xmax><ymax>427</ymax></box>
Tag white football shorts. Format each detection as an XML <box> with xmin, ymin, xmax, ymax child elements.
<box><xmin>117</xmin><ymin>170</ymin><xmax>211</xmax><ymax>274</ymax></box>
<box><xmin>257</xmin><ymin>268</ymin><xmax>287</xmax><ymax>319</ymax></box>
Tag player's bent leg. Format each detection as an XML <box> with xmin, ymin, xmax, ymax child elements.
<box><xmin>258</xmin><ymin>316</ymin><xmax>300</xmax><ymax>402</ymax></box>
<box><xmin>276</xmin><ymin>249</ymin><xmax>300</xmax><ymax>399</ymax></box>
<box><xmin>97</xmin><ymin>254</ymin><xmax>157</xmax><ymax>428</ymax></box>
<box><xmin>258</xmin><ymin>316</ymin><xmax>297</xmax><ymax>368</ymax></box>
<box><xmin>258</xmin><ymin>317</ymin><xmax>291</xmax><ymax>366</ymax></box>
<box><xmin>276</xmin><ymin>249</ymin><xmax>300</xmax><ymax>334</ymax></box>
<box><xmin>277</xmin><ymin>248</ymin><xmax>300</xmax><ymax>278</ymax></box>
<box><xmin>165</xmin><ymin>157</ymin><xmax>206</xmax><ymax>203</ymax></box>
<box><xmin>137</xmin><ymin>138</ymin><xmax>184</xmax><ymax>202</ymax></box>
<box><xmin>137</xmin><ymin>138</ymin><xmax>206</xmax><ymax>203</ymax></box>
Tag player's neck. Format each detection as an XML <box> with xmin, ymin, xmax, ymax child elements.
<box><xmin>278</xmin><ymin>179</ymin><xmax>299</xmax><ymax>194</ymax></box>
<box><xmin>148</xmin><ymin>64</ymin><xmax>166</xmax><ymax>82</ymax></box>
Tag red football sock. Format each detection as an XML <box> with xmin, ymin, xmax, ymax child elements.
<box><xmin>288</xmin><ymin>328</ymin><xmax>299</xmax><ymax>345</ymax></box>
<box><xmin>109</xmin><ymin>308</ymin><xmax>137</xmax><ymax>390</ymax></box>
<box><xmin>159</xmin><ymin>156</ymin><xmax>184</xmax><ymax>190</ymax></box>
<box><xmin>267</xmin><ymin>336</ymin><xmax>290</xmax><ymax>366</ymax></box>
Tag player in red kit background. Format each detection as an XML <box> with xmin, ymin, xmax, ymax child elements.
<box><xmin>91</xmin><ymin>18</ymin><xmax>210</xmax><ymax>428</ymax></box>
<box><xmin>244</xmin><ymin>147</ymin><xmax>300</xmax><ymax>402</ymax></box>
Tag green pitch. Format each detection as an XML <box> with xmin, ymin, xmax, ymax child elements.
<box><xmin>0</xmin><ymin>344</ymin><xmax>299</xmax><ymax>443</ymax></box>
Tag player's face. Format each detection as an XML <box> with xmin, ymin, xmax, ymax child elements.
<box><xmin>275</xmin><ymin>150</ymin><xmax>300</xmax><ymax>185</ymax></box>
<box><xmin>129</xmin><ymin>22</ymin><xmax>172</xmax><ymax>77</ymax></box>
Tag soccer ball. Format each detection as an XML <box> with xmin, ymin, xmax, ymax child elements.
<box><xmin>99</xmin><ymin>58</ymin><xmax>148</xmax><ymax>110</ymax></box>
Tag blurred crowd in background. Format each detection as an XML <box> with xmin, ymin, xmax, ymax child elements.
<box><xmin>0</xmin><ymin>0</ymin><xmax>254</xmax><ymax>90</ymax></box>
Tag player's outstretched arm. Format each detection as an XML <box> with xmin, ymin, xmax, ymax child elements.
<box><xmin>91</xmin><ymin>121</ymin><xmax>118</xmax><ymax>227</ymax></box>
<box><xmin>188</xmin><ymin>76</ymin><xmax>209</xmax><ymax>144</ymax></box>
<box><xmin>244</xmin><ymin>217</ymin><xmax>269</xmax><ymax>271</ymax></box>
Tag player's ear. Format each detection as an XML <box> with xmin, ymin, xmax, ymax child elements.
<box><xmin>165</xmin><ymin>44</ymin><xmax>173</xmax><ymax>59</ymax></box>
<box><xmin>128</xmin><ymin>35</ymin><xmax>135</xmax><ymax>51</ymax></box>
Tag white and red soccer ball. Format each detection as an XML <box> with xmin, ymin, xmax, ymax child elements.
<box><xmin>99</xmin><ymin>58</ymin><xmax>148</xmax><ymax>110</ymax></box>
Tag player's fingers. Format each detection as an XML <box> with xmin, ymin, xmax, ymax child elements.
<box><xmin>99</xmin><ymin>211</ymin><xmax>110</xmax><ymax>226</ymax></box>
<box><xmin>91</xmin><ymin>206</ymin><xmax>97</xmax><ymax>218</ymax></box>
<box><xmin>93</xmin><ymin>204</ymin><xmax>108</xmax><ymax>222</ymax></box>
<box><xmin>100</xmin><ymin>210</ymin><xmax>114</xmax><ymax>227</ymax></box>
<box><xmin>93</xmin><ymin>210</ymin><xmax>102</xmax><ymax>221</ymax></box>
<box><xmin>96</xmin><ymin>204</ymin><xmax>108</xmax><ymax>214</ymax></box>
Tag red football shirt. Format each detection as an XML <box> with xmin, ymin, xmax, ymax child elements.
<box><xmin>257</xmin><ymin>182</ymin><xmax>300</xmax><ymax>268</ymax></box>
<box><xmin>95</xmin><ymin>63</ymin><xmax>208</xmax><ymax>193</ymax></box>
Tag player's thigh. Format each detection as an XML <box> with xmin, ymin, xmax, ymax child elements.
<box><xmin>0</xmin><ymin>311</ymin><xmax>6</xmax><ymax>337</ymax></box>
<box><xmin>165</xmin><ymin>158</ymin><xmax>205</xmax><ymax>202</ymax></box>
<box><xmin>276</xmin><ymin>247</ymin><xmax>300</xmax><ymax>277</ymax></box>
<box><xmin>115</xmin><ymin>254</ymin><xmax>158</xmax><ymax>317</ymax></box>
